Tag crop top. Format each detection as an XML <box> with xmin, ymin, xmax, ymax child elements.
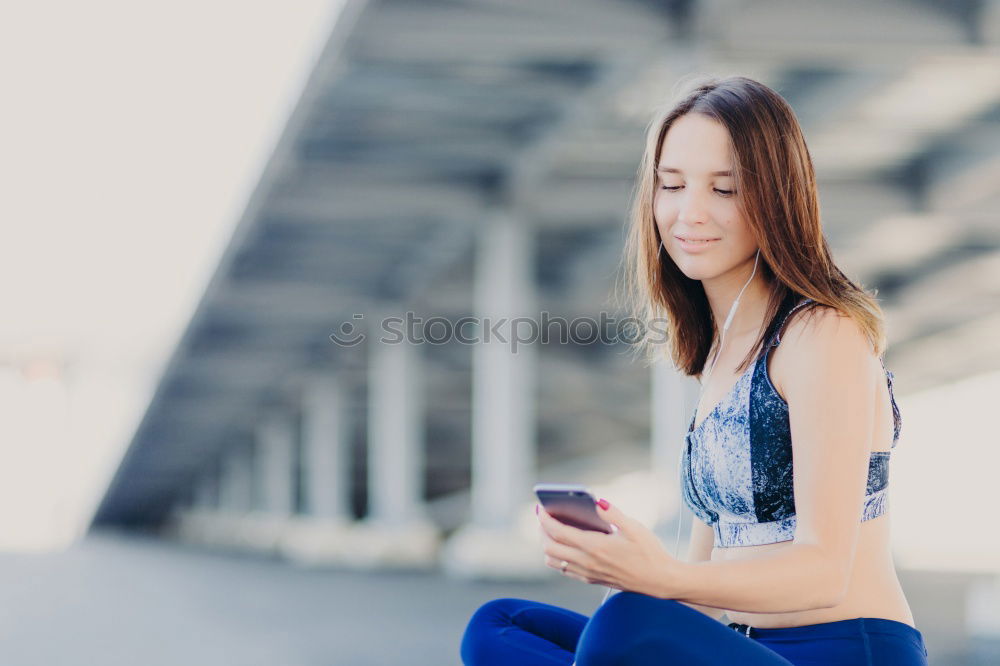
<box><xmin>679</xmin><ymin>295</ymin><xmax>902</xmax><ymax>548</ymax></box>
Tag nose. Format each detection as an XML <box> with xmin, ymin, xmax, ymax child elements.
<box><xmin>676</xmin><ymin>187</ymin><xmax>711</xmax><ymax>226</ymax></box>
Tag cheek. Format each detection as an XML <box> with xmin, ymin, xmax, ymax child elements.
<box><xmin>652</xmin><ymin>196</ymin><xmax>677</xmax><ymax>235</ymax></box>
<box><xmin>653</xmin><ymin>190</ymin><xmax>675</xmax><ymax>215</ymax></box>
<box><xmin>712</xmin><ymin>201</ymin><xmax>746</xmax><ymax>233</ymax></box>
<box><xmin>724</xmin><ymin>216</ymin><xmax>754</xmax><ymax>246</ymax></box>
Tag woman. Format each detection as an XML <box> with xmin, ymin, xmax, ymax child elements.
<box><xmin>459</xmin><ymin>76</ymin><xmax>929</xmax><ymax>665</ymax></box>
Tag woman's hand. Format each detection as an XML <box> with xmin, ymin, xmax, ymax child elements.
<box><xmin>535</xmin><ymin>499</ymin><xmax>685</xmax><ymax>598</ymax></box>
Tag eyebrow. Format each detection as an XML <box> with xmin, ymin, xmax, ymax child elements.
<box><xmin>656</xmin><ymin>165</ymin><xmax>732</xmax><ymax>176</ymax></box>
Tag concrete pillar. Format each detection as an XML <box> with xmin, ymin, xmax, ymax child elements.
<box><xmin>983</xmin><ymin>0</ymin><xmax>1000</xmax><ymax>45</ymax></box>
<box><xmin>226</xmin><ymin>415</ymin><xmax>297</xmax><ymax>553</ymax></box>
<box><xmin>194</xmin><ymin>466</ymin><xmax>219</xmax><ymax>510</ymax></box>
<box><xmin>317</xmin><ymin>324</ymin><xmax>440</xmax><ymax>570</ymax></box>
<box><xmin>367</xmin><ymin>334</ymin><xmax>426</xmax><ymax>526</ymax></box>
<box><xmin>651</xmin><ymin>359</ymin><xmax>700</xmax><ymax>548</ymax></box>
<box><xmin>469</xmin><ymin>212</ymin><xmax>537</xmax><ymax>529</ymax></box>
<box><xmin>257</xmin><ymin>414</ymin><xmax>296</xmax><ymax>517</ymax></box>
<box><xmin>219</xmin><ymin>440</ymin><xmax>254</xmax><ymax>513</ymax></box>
<box><xmin>300</xmin><ymin>374</ymin><xmax>350</xmax><ymax>521</ymax></box>
<box><xmin>278</xmin><ymin>373</ymin><xmax>361</xmax><ymax>565</ymax></box>
<box><xmin>200</xmin><ymin>440</ymin><xmax>256</xmax><ymax>549</ymax></box>
<box><xmin>172</xmin><ymin>464</ymin><xmax>220</xmax><ymax>545</ymax></box>
<box><xmin>442</xmin><ymin>211</ymin><xmax>541</xmax><ymax>579</ymax></box>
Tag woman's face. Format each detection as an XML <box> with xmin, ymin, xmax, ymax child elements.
<box><xmin>654</xmin><ymin>113</ymin><xmax>759</xmax><ymax>283</ymax></box>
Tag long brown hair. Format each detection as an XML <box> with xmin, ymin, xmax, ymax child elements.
<box><xmin>617</xmin><ymin>75</ymin><xmax>886</xmax><ymax>377</ymax></box>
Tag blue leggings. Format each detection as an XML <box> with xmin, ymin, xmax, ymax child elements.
<box><xmin>460</xmin><ymin>592</ymin><xmax>929</xmax><ymax>665</ymax></box>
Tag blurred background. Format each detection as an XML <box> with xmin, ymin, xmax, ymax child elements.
<box><xmin>3</xmin><ymin>0</ymin><xmax>999</xmax><ymax>664</ymax></box>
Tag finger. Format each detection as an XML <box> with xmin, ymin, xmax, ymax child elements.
<box><xmin>544</xmin><ymin>555</ymin><xmax>567</xmax><ymax>571</ymax></box>
<box><xmin>544</xmin><ymin>556</ymin><xmax>610</xmax><ymax>586</ymax></box>
<box><xmin>537</xmin><ymin>506</ymin><xmax>594</xmax><ymax>549</ymax></box>
<box><xmin>536</xmin><ymin>515</ymin><xmax>560</xmax><ymax>549</ymax></box>
<box><xmin>543</xmin><ymin>539</ymin><xmax>594</xmax><ymax>571</ymax></box>
<box><xmin>536</xmin><ymin>506</ymin><xmax>569</xmax><ymax>541</ymax></box>
<box><xmin>544</xmin><ymin>556</ymin><xmax>587</xmax><ymax>582</ymax></box>
<box><xmin>594</xmin><ymin>499</ymin><xmax>637</xmax><ymax>536</ymax></box>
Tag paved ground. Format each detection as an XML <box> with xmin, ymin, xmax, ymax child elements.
<box><xmin>0</xmin><ymin>531</ymin><xmax>601</xmax><ymax>666</ymax></box>
<box><xmin>0</xmin><ymin>532</ymin><xmax>996</xmax><ymax>665</ymax></box>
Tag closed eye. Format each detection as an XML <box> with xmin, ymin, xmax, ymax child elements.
<box><xmin>660</xmin><ymin>185</ymin><xmax>734</xmax><ymax>196</ymax></box>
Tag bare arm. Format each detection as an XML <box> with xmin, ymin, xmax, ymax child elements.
<box><xmin>675</xmin><ymin>517</ymin><xmax>728</xmax><ymax>622</ymax></box>
<box><xmin>659</xmin><ymin>307</ymin><xmax>875</xmax><ymax>613</ymax></box>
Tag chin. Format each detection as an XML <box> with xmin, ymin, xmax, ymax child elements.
<box><xmin>669</xmin><ymin>255</ymin><xmax>725</xmax><ymax>282</ymax></box>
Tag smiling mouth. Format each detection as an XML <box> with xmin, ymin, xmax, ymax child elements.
<box><xmin>676</xmin><ymin>236</ymin><xmax>720</xmax><ymax>244</ymax></box>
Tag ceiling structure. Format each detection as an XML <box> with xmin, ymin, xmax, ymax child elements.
<box><xmin>93</xmin><ymin>0</ymin><xmax>1000</xmax><ymax>527</ymax></box>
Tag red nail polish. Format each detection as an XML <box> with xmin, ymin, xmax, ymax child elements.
<box><xmin>597</xmin><ymin>498</ymin><xmax>610</xmax><ymax>510</ymax></box>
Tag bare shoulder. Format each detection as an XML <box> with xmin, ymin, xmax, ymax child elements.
<box><xmin>770</xmin><ymin>304</ymin><xmax>875</xmax><ymax>398</ymax></box>
<box><xmin>783</xmin><ymin>303</ymin><xmax>868</xmax><ymax>349</ymax></box>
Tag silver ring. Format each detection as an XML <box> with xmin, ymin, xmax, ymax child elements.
<box><xmin>560</xmin><ymin>560</ymin><xmax>569</xmax><ymax>574</ymax></box>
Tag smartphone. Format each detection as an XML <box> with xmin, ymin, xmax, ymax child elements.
<box><xmin>534</xmin><ymin>483</ymin><xmax>614</xmax><ymax>534</ymax></box>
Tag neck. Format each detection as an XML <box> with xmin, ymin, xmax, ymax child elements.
<box><xmin>703</xmin><ymin>255</ymin><xmax>771</xmax><ymax>343</ymax></box>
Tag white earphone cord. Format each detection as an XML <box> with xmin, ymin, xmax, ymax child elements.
<box><xmin>597</xmin><ymin>246</ymin><xmax>760</xmax><ymax>611</ymax></box>
<box><xmin>663</xmin><ymin>244</ymin><xmax>761</xmax><ymax>561</ymax></box>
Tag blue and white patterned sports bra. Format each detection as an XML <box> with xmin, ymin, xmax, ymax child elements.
<box><xmin>679</xmin><ymin>296</ymin><xmax>902</xmax><ymax>548</ymax></box>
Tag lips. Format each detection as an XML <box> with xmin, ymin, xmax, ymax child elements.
<box><xmin>675</xmin><ymin>236</ymin><xmax>720</xmax><ymax>243</ymax></box>
<box><xmin>675</xmin><ymin>235</ymin><xmax>720</xmax><ymax>253</ymax></box>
